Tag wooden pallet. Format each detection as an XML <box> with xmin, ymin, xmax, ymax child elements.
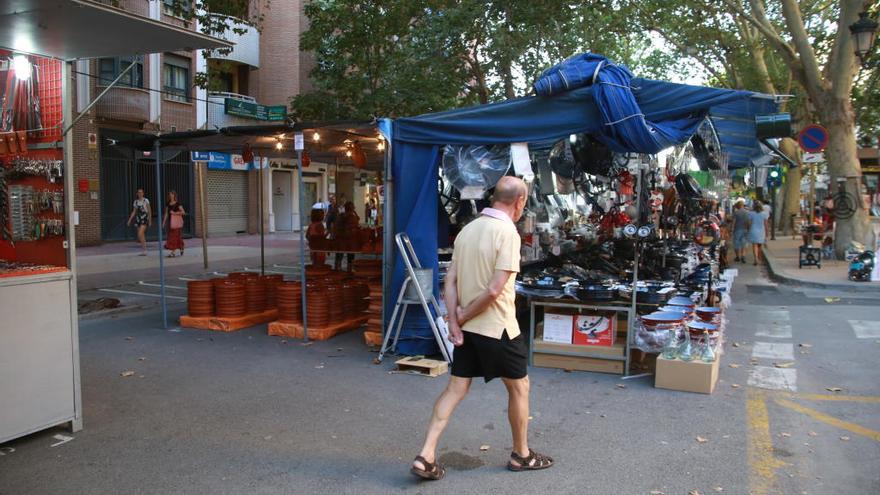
<box><xmin>394</xmin><ymin>356</ymin><xmax>448</xmax><ymax>377</ymax></box>
<box><xmin>179</xmin><ymin>308</ymin><xmax>279</xmax><ymax>332</ymax></box>
<box><xmin>267</xmin><ymin>315</ymin><xmax>369</xmax><ymax>341</ymax></box>
<box><xmin>363</xmin><ymin>330</ymin><xmax>383</xmax><ymax>346</ymax></box>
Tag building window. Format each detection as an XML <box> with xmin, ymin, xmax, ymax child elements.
<box><xmin>163</xmin><ymin>54</ymin><xmax>191</xmax><ymax>103</ymax></box>
<box><xmin>97</xmin><ymin>56</ymin><xmax>144</xmax><ymax>88</ymax></box>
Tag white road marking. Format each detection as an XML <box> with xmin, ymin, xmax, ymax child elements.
<box><xmin>848</xmin><ymin>320</ymin><xmax>880</xmax><ymax>339</ymax></box>
<box><xmin>756</xmin><ymin>310</ymin><xmax>790</xmax><ymax>322</ymax></box>
<box><xmin>748</xmin><ymin>366</ymin><xmax>798</xmax><ymax>392</ymax></box>
<box><xmin>752</xmin><ymin>342</ymin><xmax>794</xmax><ymax>360</ymax></box>
<box><xmin>138</xmin><ymin>281</ymin><xmax>186</xmax><ymax>290</ymax></box>
<box><xmin>243</xmin><ymin>267</ymin><xmax>293</xmax><ymax>275</ymax></box>
<box><xmin>0</xmin><ymin>447</ymin><xmax>14</xmax><ymax>456</ymax></box>
<box><xmin>273</xmin><ymin>264</ymin><xmax>302</xmax><ymax>269</ymax></box>
<box><xmin>755</xmin><ymin>323</ymin><xmax>793</xmax><ymax>339</ymax></box>
<box><xmin>50</xmin><ymin>434</ymin><xmax>74</xmax><ymax>447</ymax></box>
<box><xmin>98</xmin><ymin>288</ymin><xmax>187</xmax><ymax>301</ymax></box>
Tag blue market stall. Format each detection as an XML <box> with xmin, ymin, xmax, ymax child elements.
<box><xmin>382</xmin><ymin>54</ymin><xmax>779</xmax><ymax>357</ymax></box>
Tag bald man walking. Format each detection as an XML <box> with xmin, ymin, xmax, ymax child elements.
<box><xmin>410</xmin><ymin>177</ymin><xmax>554</xmax><ymax>480</ymax></box>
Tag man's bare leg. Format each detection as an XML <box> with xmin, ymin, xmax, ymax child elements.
<box><xmin>413</xmin><ymin>376</ymin><xmax>472</xmax><ymax>470</ymax></box>
<box><xmin>502</xmin><ymin>376</ymin><xmax>530</xmax><ymax>463</ymax></box>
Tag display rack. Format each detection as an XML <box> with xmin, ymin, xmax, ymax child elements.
<box><xmin>528</xmin><ymin>299</ymin><xmax>635</xmax><ymax>375</ymax></box>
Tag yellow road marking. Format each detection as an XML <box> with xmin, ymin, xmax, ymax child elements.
<box><xmin>747</xmin><ymin>389</ymin><xmax>787</xmax><ymax>495</ymax></box>
<box><xmin>774</xmin><ymin>398</ymin><xmax>880</xmax><ymax>442</ymax></box>
<box><xmin>782</xmin><ymin>393</ymin><xmax>880</xmax><ymax>404</ymax></box>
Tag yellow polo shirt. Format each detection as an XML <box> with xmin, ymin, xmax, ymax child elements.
<box><xmin>452</xmin><ymin>214</ymin><xmax>521</xmax><ymax>339</ymax></box>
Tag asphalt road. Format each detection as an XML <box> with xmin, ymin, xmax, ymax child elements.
<box><xmin>1</xmin><ymin>263</ymin><xmax>878</xmax><ymax>494</ymax></box>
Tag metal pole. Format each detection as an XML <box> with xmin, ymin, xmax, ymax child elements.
<box><xmin>771</xmin><ymin>185</ymin><xmax>777</xmax><ymax>241</ymax></box>
<box><xmin>625</xmin><ymin>165</ymin><xmax>643</xmax><ymax>377</ymax></box>
<box><xmin>259</xmin><ymin>156</ymin><xmax>265</xmax><ymax>275</ymax></box>
<box><xmin>382</xmin><ymin>141</ymin><xmax>393</xmax><ymax>337</ymax></box>
<box><xmin>297</xmin><ymin>150</ymin><xmax>309</xmax><ymax>341</ymax></box>
<box><xmin>196</xmin><ymin>161</ymin><xmax>208</xmax><ymax>269</ymax></box>
<box><xmin>63</xmin><ymin>61</ymin><xmax>136</xmax><ymax>135</ymax></box>
<box><xmin>154</xmin><ymin>139</ymin><xmax>167</xmax><ymax>329</ymax></box>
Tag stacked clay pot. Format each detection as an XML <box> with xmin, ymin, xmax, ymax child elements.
<box><xmin>261</xmin><ymin>274</ymin><xmax>284</xmax><ymax>308</ymax></box>
<box><xmin>340</xmin><ymin>282</ymin><xmax>356</xmax><ymax>318</ymax></box>
<box><xmin>325</xmin><ymin>284</ymin><xmax>343</xmax><ymax>323</ymax></box>
<box><xmin>214</xmin><ymin>279</ymin><xmax>246</xmax><ymax>317</ymax></box>
<box><xmin>245</xmin><ymin>277</ymin><xmax>267</xmax><ymax>314</ymax></box>
<box><xmin>306</xmin><ymin>281</ymin><xmax>330</xmax><ymax>327</ymax></box>
<box><xmin>305</xmin><ymin>264</ymin><xmax>331</xmax><ymax>277</ymax></box>
<box><xmin>276</xmin><ymin>281</ymin><xmax>303</xmax><ymax>323</ymax></box>
<box><xmin>187</xmin><ymin>280</ymin><xmax>215</xmax><ymax>317</ymax></box>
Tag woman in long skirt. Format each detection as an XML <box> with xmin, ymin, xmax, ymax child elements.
<box><xmin>162</xmin><ymin>190</ymin><xmax>186</xmax><ymax>257</ymax></box>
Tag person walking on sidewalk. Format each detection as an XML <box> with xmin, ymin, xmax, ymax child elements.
<box><xmin>162</xmin><ymin>190</ymin><xmax>186</xmax><ymax>258</ymax></box>
<box><xmin>747</xmin><ymin>200</ymin><xmax>770</xmax><ymax>265</ymax></box>
<box><xmin>410</xmin><ymin>176</ymin><xmax>553</xmax><ymax>481</ymax></box>
<box><xmin>127</xmin><ymin>188</ymin><xmax>151</xmax><ymax>256</ymax></box>
<box><xmin>731</xmin><ymin>198</ymin><xmax>749</xmax><ymax>263</ymax></box>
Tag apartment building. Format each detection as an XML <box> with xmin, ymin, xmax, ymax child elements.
<box><xmin>72</xmin><ymin>0</ymin><xmax>324</xmax><ymax>246</ymax></box>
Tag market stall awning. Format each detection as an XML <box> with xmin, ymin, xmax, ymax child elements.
<box><xmin>114</xmin><ymin>122</ymin><xmax>385</xmax><ymax>171</ymax></box>
<box><xmin>1</xmin><ymin>0</ymin><xmax>231</xmax><ymax>60</ymax></box>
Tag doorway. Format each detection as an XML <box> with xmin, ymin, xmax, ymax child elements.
<box><xmin>272</xmin><ymin>170</ymin><xmax>293</xmax><ymax>231</ymax></box>
<box><xmin>300</xmin><ymin>177</ymin><xmax>320</xmax><ymax>230</ymax></box>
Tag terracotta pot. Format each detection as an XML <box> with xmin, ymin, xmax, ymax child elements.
<box><xmin>215</xmin><ymin>280</ymin><xmax>246</xmax><ymax>317</ymax></box>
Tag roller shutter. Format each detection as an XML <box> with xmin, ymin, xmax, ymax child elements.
<box><xmin>206</xmin><ymin>170</ymin><xmax>248</xmax><ymax>235</ymax></box>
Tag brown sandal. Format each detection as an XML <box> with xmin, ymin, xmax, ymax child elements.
<box><xmin>508</xmin><ymin>449</ymin><xmax>554</xmax><ymax>472</ymax></box>
<box><xmin>410</xmin><ymin>455</ymin><xmax>446</xmax><ymax>480</ymax></box>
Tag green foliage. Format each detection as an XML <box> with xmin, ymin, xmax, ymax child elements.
<box><xmin>292</xmin><ymin>0</ymin><xmax>687</xmax><ymax>120</ymax></box>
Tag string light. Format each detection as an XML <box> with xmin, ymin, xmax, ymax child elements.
<box><xmin>345</xmin><ymin>149</ymin><xmax>352</xmax><ymax>157</ymax></box>
<box><xmin>377</xmin><ymin>137</ymin><xmax>385</xmax><ymax>151</ymax></box>
<box><xmin>275</xmin><ymin>141</ymin><xmax>283</xmax><ymax>150</ymax></box>
<box><xmin>313</xmin><ymin>131</ymin><xmax>321</xmax><ymax>141</ymax></box>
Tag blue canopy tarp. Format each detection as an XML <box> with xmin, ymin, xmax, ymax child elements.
<box><xmin>387</xmin><ymin>69</ymin><xmax>776</xmax><ymax>355</ymax></box>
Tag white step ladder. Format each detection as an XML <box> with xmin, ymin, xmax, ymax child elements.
<box><xmin>376</xmin><ymin>233</ymin><xmax>452</xmax><ymax>364</ymax></box>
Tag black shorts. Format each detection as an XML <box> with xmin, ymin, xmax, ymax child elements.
<box><xmin>451</xmin><ymin>330</ymin><xmax>528</xmax><ymax>383</ymax></box>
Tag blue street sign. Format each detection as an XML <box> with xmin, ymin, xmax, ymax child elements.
<box><xmin>797</xmin><ymin>125</ymin><xmax>828</xmax><ymax>153</ymax></box>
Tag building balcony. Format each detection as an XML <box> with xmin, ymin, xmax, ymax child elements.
<box><xmin>206</xmin><ymin>14</ymin><xmax>260</xmax><ymax>68</ymax></box>
<box><xmin>94</xmin><ymin>85</ymin><xmax>150</xmax><ymax>123</ymax></box>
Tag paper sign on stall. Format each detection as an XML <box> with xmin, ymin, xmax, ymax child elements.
<box><xmin>543</xmin><ymin>313</ymin><xmax>574</xmax><ymax>344</ymax></box>
<box><xmin>510</xmin><ymin>143</ymin><xmax>534</xmax><ymax>180</ymax></box>
<box><xmin>460</xmin><ymin>185</ymin><xmax>485</xmax><ymax>200</ymax></box>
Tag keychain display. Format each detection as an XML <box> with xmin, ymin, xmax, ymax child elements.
<box><xmin>5</xmin><ymin>184</ymin><xmax>64</xmax><ymax>241</ymax></box>
<box><xmin>8</xmin><ymin>158</ymin><xmax>63</xmax><ymax>182</ymax></box>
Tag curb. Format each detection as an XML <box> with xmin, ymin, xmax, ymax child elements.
<box><xmin>763</xmin><ymin>248</ymin><xmax>880</xmax><ymax>293</ymax></box>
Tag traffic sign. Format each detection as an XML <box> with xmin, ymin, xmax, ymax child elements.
<box><xmin>798</xmin><ymin>124</ymin><xmax>828</xmax><ymax>152</ymax></box>
<box><xmin>802</xmin><ymin>152</ymin><xmax>825</xmax><ymax>163</ymax></box>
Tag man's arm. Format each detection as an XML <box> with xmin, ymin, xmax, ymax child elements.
<box><xmin>456</xmin><ymin>269</ymin><xmax>515</xmax><ymax>326</ymax></box>
<box><xmin>443</xmin><ymin>261</ymin><xmax>464</xmax><ymax>346</ymax></box>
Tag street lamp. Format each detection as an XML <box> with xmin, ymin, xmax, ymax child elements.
<box><xmin>849</xmin><ymin>11</ymin><xmax>878</xmax><ymax>68</ymax></box>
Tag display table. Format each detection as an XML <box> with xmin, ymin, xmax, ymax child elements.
<box><xmin>528</xmin><ymin>299</ymin><xmax>636</xmax><ymax>376</ymax></box>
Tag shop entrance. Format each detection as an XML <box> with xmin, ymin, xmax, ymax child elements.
<box><xmin>272</xmin><ymin>169</ymin><xmax>293</xmax><ymax>231</ymax></box>
<box><xmin>299</xmin><ymin>178</ymin><xmax>319</xmax><ymax>230</ymax></box>
<box><xmin>100</xmin><ymin>130</ymin><xmax>193</xmax><ymax>241</ymax></box>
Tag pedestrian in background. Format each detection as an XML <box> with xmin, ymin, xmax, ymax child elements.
<box><xmin>410</xmin><ymin>176</ymin><xmax>553</xmax><ymax>481</ymax></box>
<box><xmin>747</xmin><ymin>200</ymin><xmax>769</xmax><ymax>265</ymax></box>
<box><xmin>731</xmin><ymin>198</ymin><xmax>749</xmax><ymax>263</ymax></box>
<box><xmin>306</xmin><ymin>208</ymin><xmax>326</xmax><ymax>266</ymax></box>
<box><xmin>334</xmin><ymin>201</ymin><xmax>360</xmax><ymax>271</ymax></box>
<box><xmin>127</xmin><ymin>188</ymin><xmax>151</xmax><ymax>256</ymax></box>
<box><xmin>162</xmin><ymin>190</ymin><xmax>186</xmax><ymax>258</ymax></box>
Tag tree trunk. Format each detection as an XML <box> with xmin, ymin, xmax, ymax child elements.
<box><xmin>779</xmin><ymin>138</ymin><xmax>802</xmax><ymax>235</ymax></box>
<box><xmin>820</xmin><ymin>97</ymin><xmax>872</xmax><ymax>257</ymax></box>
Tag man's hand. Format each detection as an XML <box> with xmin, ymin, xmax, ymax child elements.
<box><xmin>448</xmin><ymin>321</ymin><xmax>464</xmax><ymax>347</ymax></box>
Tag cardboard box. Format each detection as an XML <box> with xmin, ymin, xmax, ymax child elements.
<box><xmin>572</xmin><ymin>313</ymin><xmax>616</xmax><ymax>346</ymax></box>
<box><xmin>542</xmin><ymin>313</ymin><xmax>574</xmax><ymax>344</ymax></box>
<box><xmin>533</xmin><ymin>352</ymin><xmax>625</xmax><ymax>374</ymax></box>
<box><xmin>654</xmin><ymin>354</ymin><xmax>721</xmax><ymax>394</ymax></box>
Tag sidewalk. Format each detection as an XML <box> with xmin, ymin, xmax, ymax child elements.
<box><xmin>75</xmin><ymin>233</ymin><xmax>305</xmax><ymax>291</ymax></box>
<box><xmin>763</xmin><ymin>237</ymin><xmax>880</xmax><ymax>292</ymax></box>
